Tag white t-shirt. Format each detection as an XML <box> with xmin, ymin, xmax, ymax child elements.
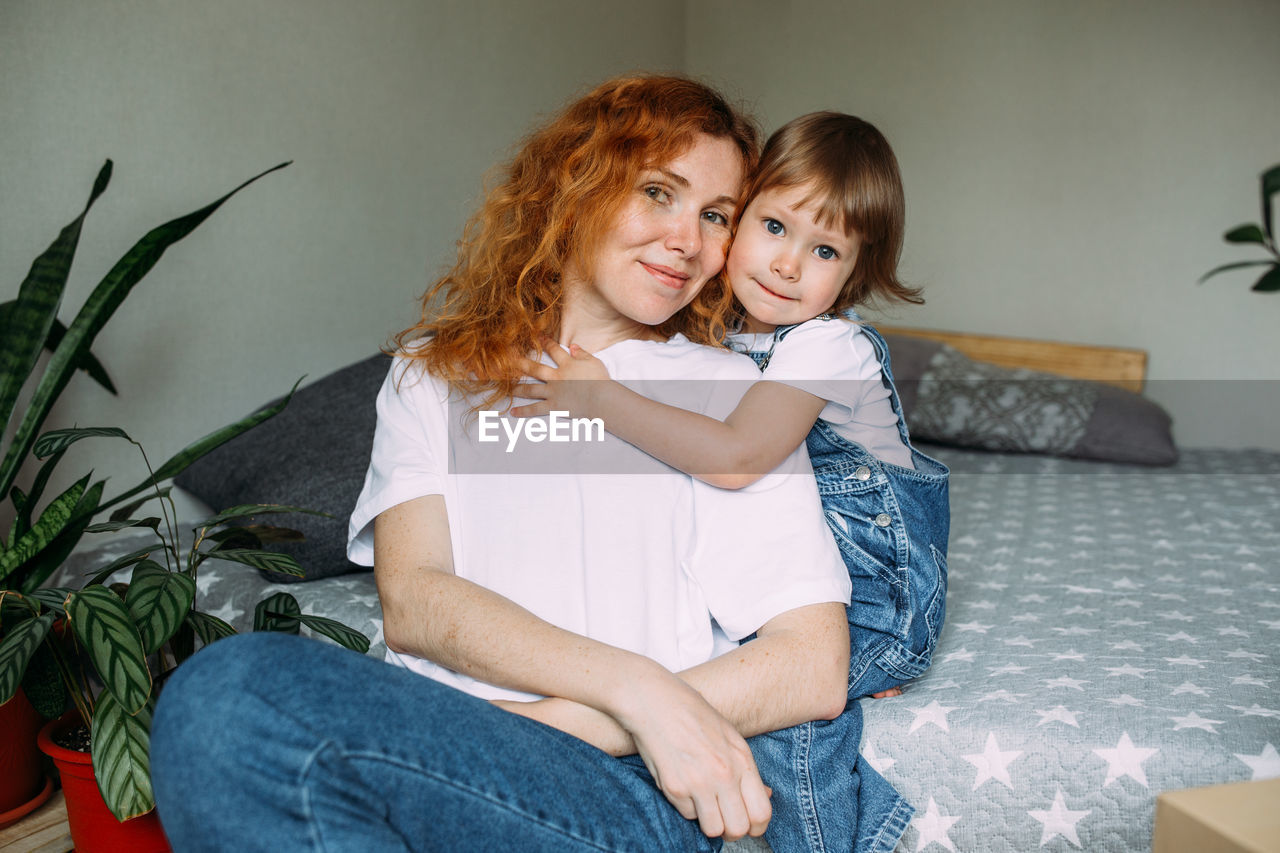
<box><xmin>730</xmin><ymin>318</ymin><xmax>914</xmax><ymax>469</ymax></box>
<box><xmin>347</xmin><ymin>334</ymin><xmax>851</xmax><ymax>702</ymax></box>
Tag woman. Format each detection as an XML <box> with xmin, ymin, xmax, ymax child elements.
<box><xmin>152</xmin><ymin>75</ymin><xmax>905</xmax><ymax>852</ymax></box>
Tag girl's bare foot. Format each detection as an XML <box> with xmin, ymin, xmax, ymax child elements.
<box><xmin>869</xmin><ymin>687</ymin><xmax>903</xmax><ymax>699</ymax></box>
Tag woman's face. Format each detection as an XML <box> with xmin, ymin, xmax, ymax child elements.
<box><xmin>567</xmin><ymin>133</ymin><xmax>745</xmax><ymax>329</ymax></box>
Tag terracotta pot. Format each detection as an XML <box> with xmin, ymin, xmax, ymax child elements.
<box><xmin>37</xmin><ymin>712</ymin><xmax>170</xmax><ymax>853</ymax></box>
<box><xmin>0</xmin><ymin>688</ymin><xmax>52</xmax><ymax>828</ymax></box>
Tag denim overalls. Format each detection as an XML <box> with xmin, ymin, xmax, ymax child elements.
<box><xmin>741</xmin><ymin>315</ymin><xmax>950</xmax><ymax>853</ymax></box>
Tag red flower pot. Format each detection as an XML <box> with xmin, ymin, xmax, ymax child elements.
<box><xmin>0</xmin><ymin>688</ymin><xmax>52</xmax><ymax>828</ymax></box>
<box><xmin>37</xmin><ymin>712</ymin><xmax>170</xmax><ymax>853</ymax></box>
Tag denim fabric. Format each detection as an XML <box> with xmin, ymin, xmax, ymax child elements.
<box><xmin>153</xmin><ymin>633</ymin><xmax>725</xmax><ymax>852</ymax></box>
<box><xmin>745</xmin><ymin>316</ymin><xmax>951</xmax><ymax>695</ymax></box>
<box><xmin>741</xmin><ymin>316</ymin><xmax>951</xmax><ymax>853</ymax></box>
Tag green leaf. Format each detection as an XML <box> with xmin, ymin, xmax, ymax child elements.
<box><xmin>210</xmin><ymin>549</ymin><xmax>304</xmax><ymax>578</ymax></box>
<box><xmin>85</xmin><ymin>545</ymin><xmax>160</xmax><ymax>586</ymax></box>
<box><xmin>85</xmin><ymin>517</ymin><xmax>161</xmax><ymax>534</ymax></box>
<box><xmin>99</xmin><ymin>378</ymin><xmax>301</xmax><ymax>515</ymax></box>
<box><xmin>34</xmin><ymin>426</ymin><xmax>132</xmax><ymax>459</ymax></box>
<box><xmin>0</xmin><ymin>161</ymin><xmax>290</xmax><ymax>505</ymax></box>
<box><xmin>206</xmin><ymin>527</ymin><xmax>263</xmax><ymax>551</ymax></box>
<box><xmin>16</xmin><ymin>478</ymin><xmax>104</xmax><ymax>594</ymax></box>
<box><xmin>0</xmin><ymin>474</ymin><xmax>87</xmax><ymax>587</ymax></box>
<box><xmin>1250</xmin><ymin>264</ymin><xmax>1280</xmax><ymax>292</ymax></box>
<box><xmin>0</xmin><ymin>611</ymin><xmax>55</xmax><ymax>705</ymax></box>
<box><xmin>20</xmin><ymin>638</ymin><xmax>68</xmax><ymax>719</ymax></box>
<box><xmin>197</xmin><ymin>503</ymin><xmax>330</xmax><ymax>530</ymax></box>
<box><xmin>108</xmin><ymin>488</ymin><xmax>171</xmax><ymax>524</ymax></box>
<box><xmin>41</xmin><ymin>312</ymin><xmax>118</xmax><ymax>394</ymax></box>
<box><xmin>13</xmin><ymin>449</ymin><xmax>67</xmax><ymax>539</ymax></box>
<box><xmin>126</xmin><ymin>562</ymin><xmax>196</xmax><ymax>655</ymax></box>
<box><xmin>0</xmin><ymin>160</ymin><xmax>111</xmax><ymax>501</ymax></box>
<box><xmin>254</xmin><ymin>592</ymin><xmax>301</xmax><ymax>633</ymax></box>
<box><xmin>1262</xmin><ymin>163</ymin><xmax>1280</xmax><ymax>240</ymax></box>
<box><xmin>1198</xmin><ymin>259</ymin><xmax>1275</xmax><ymax>284</ymax></box>
<box><xmin>1223</xmin><ymin>223</ymin><xmax>1267</xmax><ymax>245</ymax></box>
<box><xmin>185</xmin><ymin>610</ymin><xmax>236</xmax><ymax>646</ymax></box>
<box><xmin>26</xmin><ymin>587</ymin><xmax>73</xmax><ymax>615</ymax></box>
<box><xmin>296</xmin><ymin>614</ymin><xmax>370</xmax><ymax>654</ymax></box>
<box><xmin>66</xmin><ymin>586</ymin><xmax>152</xmax><ymax>715</ymax></box>
<box><xmin>91</xmin><ymin>692</ymin><xmax>155</xmax><ymax>821</ymax></box>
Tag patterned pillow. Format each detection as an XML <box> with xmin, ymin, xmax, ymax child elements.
<box><xmin>884</xmin><ymin>336</ymin><xmax>1178</xmax><ymax>466</ymax></box>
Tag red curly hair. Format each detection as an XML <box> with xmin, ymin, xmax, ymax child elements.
<box><xmin>394</xmin><ymin>74</ymin><xmax>760</xmax><ymax>407</ymax></box>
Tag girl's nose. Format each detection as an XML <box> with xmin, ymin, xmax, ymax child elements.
<box><xmin>772</xmin><ymin>251</ymin><xmax>799</xmax><ymax>281</ymax></box>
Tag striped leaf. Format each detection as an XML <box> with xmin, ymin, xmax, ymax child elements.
<box><xmin>91</xmin><ymin>692</ymin><xmax>155</xmax><ymax>821</ymax></box>
<box><xmin>66</xmin><ymin>586</ymin><xmax>151</xmax><ymax>715</ymax></box>
<box><xmin>0</xmin><ymin>161</ymin><xmax>289</xmax><ymax>504</ymax></box>
<box><xmin>85</xmin><ymin>517</ymin><xmax>161</xmax><ymax>535</ymax></box>
<box><xmin>254</xmin><ymin>592</ymin><xmax>301</xmax><ymax>633</ymax></box>
<box><xmin>0</xmin><ymin>301</ymin><xmax>117</xmax><ymax>396</ymax></box>
<box><xmin>26</xmin><ymin>587</ymin><xmax>73</xmax><ymax>615</ymax></box>
<box><xmin>296</xmin><ymin>614</ymin><xmax>370</xmax><ymax>654</ymax></box>
<box><xmin>211</xmin><ymin>549</ymin><xmax>304</xmax><ymax>578</ymax></box>
<box><xmin>108</xmin><ymin>488</ymin><xmax>170</xmax><ymax>523</ymax></box>
<box><xmin>85</xmin><ymin>545</ymin><xmax>159</xmax><ymax>586</ymax></box>
<box><xmin>185</xmin><ymin>610</ymin><xmax>237</xmax><ymax>646</ymax></box>
<box><xmin>33</xmin><ymin>426</ymin><xmax>132</xmax><ymax>459</ymax></box>
<box><xmin>0</xmin><ymin>474</ymin><xmax>87</xmax><ymax>586</ymax></box>
<box><xmin>20</xmin><ymin>637</ymin><xmax>67</xmax><ymax>719</ymax></box>
<box><xmin>126</xmin><ymin>562</ymin><xmax>196</xmax><ymax>655</ymax></box>
<box><xmin>197</xmin><ymin>503</ymin><xmax>330</xmax><ymax>530</ymax></box>
<box><xmin>0</xmin><ymin>611</ymin><xmax>55</xmax><ymax>705</ymax></box>
<box><xmin>16</xmin><ymin>478</ymin><xmax>104</xmax><ymax>594</ymax></box>
<box><xmin>0</xmin><ymin>160</ymin><xmax>111</xmax><ymax>501</ymax></box>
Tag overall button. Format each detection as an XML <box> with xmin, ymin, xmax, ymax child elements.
<box><xmin>854</xmin><ymin>466</ymin><xmax>871</xmax><ymax>481</ymax></box>
<box><xmin>874</xmin><ymin>513</ymin><xmax>892</xmax><ymax>527</ymax></box>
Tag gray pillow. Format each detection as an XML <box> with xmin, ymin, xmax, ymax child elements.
<box><xmin>176</xmin><ymin>354</ymin><xmax>390</xmax><ymax>581</ymax></box>
<box><xmin>882</xmin><ymin>334</ymin><xmax>1177</xmax><ymax>466</ymax></box>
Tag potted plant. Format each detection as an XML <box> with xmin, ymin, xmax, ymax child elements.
<box><xmin>0</xmin><ymin>161</ymin><xmax>369</xmax><ymax>850</ymax></box>
<box><xmin>1199</xmin><ymin>163</ymin><xmax>1280</xmax><ymax>292</ymax></box>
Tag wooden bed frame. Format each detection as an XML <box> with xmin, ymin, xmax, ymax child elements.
<box><xmin>878</xmin><ymin>325</ymin><xmax>1148</xmax><ymax>393</ymax></box>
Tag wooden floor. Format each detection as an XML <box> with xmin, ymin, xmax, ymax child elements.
<box><xmin>0</xmin><ymin>792</ymin><xmax>72</xmax><ymax>853</ymax></box>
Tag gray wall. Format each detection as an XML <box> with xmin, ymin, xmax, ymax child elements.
<box><xmin>1</xmin><ymin>0</ymin><xmax>685</xmax><ymax>504</ymax></box>
<box><xmin>687</xmin><ymin>0</ymin><xmax>1280</xmax><ymax>450</ymax></box>
<box><xmin>3</xmin><ymin>0</ymin><xmax>1278</xmax><ymax>516</ymax></box>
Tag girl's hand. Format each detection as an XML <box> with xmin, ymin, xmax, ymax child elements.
<box><xmin>512</xmin><ymin>341</ymin><xmax>612</xmax><ymax>418</ymax></box>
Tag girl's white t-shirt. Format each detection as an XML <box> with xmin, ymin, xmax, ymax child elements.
<box><xmin>730</xmin><ymin>318</ymin><xmax>914</xmax><ymax>469</ymax></box>
<box><xmin>347</xmin><ymin>335</ymin><xmax>851</xmax><ymax>702</ymax></box>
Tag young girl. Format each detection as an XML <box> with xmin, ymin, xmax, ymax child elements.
<box><xmin>516</xmin><ymin>111</ymin><xmax>951</xmax><ymax>703</ymax></box>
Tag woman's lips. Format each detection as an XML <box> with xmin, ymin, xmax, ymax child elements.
<box><xmin>641</xmin><ymin>262</ymin><xmax>690</xmax><ymax>290</ymax></box>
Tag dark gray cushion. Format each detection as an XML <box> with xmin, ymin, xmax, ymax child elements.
<box><xmin>883</xmin><ymin>334</ymin><xmax>1177</xmax><ymax>466</ymax></box>
<box><xmin>176</xmin><ymin>354</ymin><xmax>390</xmax><ymax>581</ymax></box>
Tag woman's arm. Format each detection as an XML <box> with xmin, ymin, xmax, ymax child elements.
<box><xmin>513</xmin><ymin>345</ymin><xmax>827</xmax><ymax>489</ymax></box>
<box><xmin>374</xmin><ymin>495</ymin><xmax>772</xmax><ymax>840</ymax></box>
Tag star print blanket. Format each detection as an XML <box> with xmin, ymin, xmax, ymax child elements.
<box><xmin>862</xmin><ymin>446</ymin><xmax>1280</xmax><ymax>853</ymax></box>
<box><xmin>52</xmin><ymin>446</ymin><xmax>1279</xmax><ymax>853</ymax></box>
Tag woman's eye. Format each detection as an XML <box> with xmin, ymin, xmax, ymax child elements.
<box><xmin>763</xmin><ymin>218</ymin><xmax>784</xmax><ymax>236</ymax></box>
<box><xmin>644</xmin><ymin>185</ymin><xmax>671</xmax><ymax>203</ymax></box>
<box><xmin>814</xmin><ymin>245</ymin><xmax>838</xmax><ymax>261</ymax></box>
<box><xmin>702</xmin><ymin>210</ymin><xmax>728</xmax><ymax>226</ymax></box>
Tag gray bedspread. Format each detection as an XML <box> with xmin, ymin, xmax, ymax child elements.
<box><xmin>54</xmin><ymin>447</ymin><xmax>1280</xmax><ymax>852</ymax></box>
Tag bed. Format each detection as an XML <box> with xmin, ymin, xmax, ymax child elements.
<box><xmin>55</xmin><ymin>327</ymin><xmax>1280</xmax><ymax>852</ymax></box>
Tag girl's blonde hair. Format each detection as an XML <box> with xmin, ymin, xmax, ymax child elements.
<box><xmin>742</xmin><ymin>112</ymin><xmax>921</xmax><ymax>313</ymax></box>
<box><xmin>395</xmin><ymin>74</ymin><xmax>760</xmax><ymax>406</ymax></box>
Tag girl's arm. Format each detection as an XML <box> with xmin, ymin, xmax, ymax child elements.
<box><xmin>513</xmin><ymin>344</ymin><xmax>827</xmax><ymax>489</ymax></box>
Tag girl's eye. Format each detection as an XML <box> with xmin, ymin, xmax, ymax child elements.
<box><xmin>702</xmin><ymin>210</ymin><xmax>729</xmax><ymax>226</ymax></box>
<box><xmin>644</xmin><ymin>185</ymin><xmax>672</xmax><ymax>203</ymax></box>
<box><xmin>763</xmin><ymin>218</ymin><xmax>784</xmax><ymax>236</ymax></box>
<box><xmin>814</xmin><ymin>245</ymin><xmax>839</xmax><ymax>261</ymax></box>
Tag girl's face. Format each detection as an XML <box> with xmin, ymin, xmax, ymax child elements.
<box><xmin>727</xmin><ymin>182</ymin><xmax>861</xmax><ymax>334</ymax></box>
<box><xmin>566</xmin><ymin>133</ymin><xmax>744</xmax><ymax>333</ymax></box>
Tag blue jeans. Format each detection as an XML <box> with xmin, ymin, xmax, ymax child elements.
<box><xmin>152</xmin><ymin>634</ymin><xmax>909</xmax><ymax>852</ymax></box>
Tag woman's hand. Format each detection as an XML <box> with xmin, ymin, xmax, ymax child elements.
<box><xmin>511</xmin><ymin>341</ymin><xmax>612</xmax><ymax>418</ymax></box>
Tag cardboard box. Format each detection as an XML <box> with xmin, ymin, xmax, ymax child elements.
<box><xmin>1153</xmin><ymin>777</ymin><xmax>1280</xmax><ymax>853</ymax></box>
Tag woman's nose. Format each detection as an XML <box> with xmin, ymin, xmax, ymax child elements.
<box><xmin>665</xmin><ymin>213</ymin><xmax>702</xmax><ymax>256</ymax></box>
